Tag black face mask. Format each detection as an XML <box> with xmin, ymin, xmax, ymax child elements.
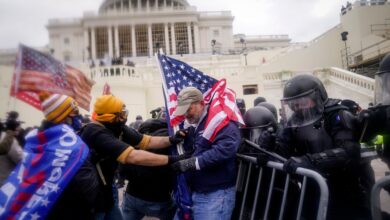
<box><xmin>104</xmin><ymin>121</ymin><xmax>124</xmax><ymax>137</ymax></box>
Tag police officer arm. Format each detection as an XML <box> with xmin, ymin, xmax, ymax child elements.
<box><xmin>286</xmin><ymin>111</ymin><xmax>361</xmax><ymax>173</ymax></box>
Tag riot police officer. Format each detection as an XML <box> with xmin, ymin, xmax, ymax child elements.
<box><xmin>276</xmin><ymin>74</ymin><xmax>370</xmax><ymax>220</ymax></box>
<box><xmin>360</xmin><ymin>53</ymin><xmax>390</xmax><ymax>184</ymax></box>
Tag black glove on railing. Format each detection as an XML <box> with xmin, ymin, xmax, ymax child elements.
<box><xmin>171</xmin><ymin>157</ymin><xmax>197</xmax><ymax>172</ymax></box>
<box><xmin>256</xmin><ymin>153</ymin><xmax>269</xmax><ymax>167</ymax></box>
<box><xmin>169</xmin><ymin>129</ymin><xmax>188</xmax><ymax>144</ymax></box>
<box><xmin>283</xmin><ymin>155</ymin><xmax>313</xmax><ymax>174</ymax></box>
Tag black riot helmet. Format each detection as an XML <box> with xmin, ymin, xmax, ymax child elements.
<box><xmin>236</xmin><ymin>98</ymin><xmax>246</xmax><ymax>116</ymax></box>
<box><xmin>256</xmin><ymin>102</ymin><xmax>278</xmax><ymax>121</ymax></box>
<box><xmin>374</xmin><ymin>53</ymin><xmax>390</xmax><ymax>106</ymax></box>
<box><xmin>253</xmin><ymin>96</ymin><xmax>267</xmax><ymax>106</ymax></box>
<box><xmin>242</xmin><ymin>106</ymin><xmax>277</xmax><ymax>143</ymax></box>
<box><xmin>281</xmin><ymin>74</ymin><xmax>327</xmax><ymax>128</ymax></box>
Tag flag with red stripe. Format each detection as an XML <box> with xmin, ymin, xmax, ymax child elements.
<box><xmin>157</xmin><ymin>54</ymin><xmax>244</xmax><ymax>142</ymax></box>
<box><xmin>10</xmin><ymin>45</ymin><xmax>94</xmax><ymax>110</ymax></box>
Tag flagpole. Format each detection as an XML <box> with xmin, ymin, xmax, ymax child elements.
<box><xmin>10</xmin><ymin>44</ymin><xmax>24</xmax><ymax>111</ymax></box>
<box><xmin>154</xmin><ymin>49</ymin><xmax>184</xmax><ymax>155</ymax></box>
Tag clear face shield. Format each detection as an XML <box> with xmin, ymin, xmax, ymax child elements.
<box><xmin>241</xmin><ymin>124</ymin><xmax>271</xmax><ymax>145</ymax></box>
<box><xmin>281</xmin><ymin>90</ymin><xmax>324</xmax><ymax>128</ymax></box>
<box><xmin>374</xmin><ymin>73</ymin><xmax>390</xmax><ymax>106</ymax></box>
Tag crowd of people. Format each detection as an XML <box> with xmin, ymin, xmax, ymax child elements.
<box><xmin>1</xmin><ymin>53</ymin><xmax>390</xmax><ymax>220</ymax></box>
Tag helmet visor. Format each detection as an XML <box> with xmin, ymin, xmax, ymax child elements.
<box><xmin>375</xmin><ymin>73</ymin><xmax>390</xmax><ymax>106</ymax></box>
<box><xmin>281</xmin><ymin>90</ymin><xmax>324</xmax><ymax>128</ymax></box>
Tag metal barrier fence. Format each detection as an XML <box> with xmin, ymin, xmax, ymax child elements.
<box><xmin>234</xmin><ymin>154</ymin><xmax>329</xmax><ymax>220</ymax></box>
<box><xmin>371</xmin><ymin>175</ymin><xmax>390</xmax><ymax>220</ymax></box>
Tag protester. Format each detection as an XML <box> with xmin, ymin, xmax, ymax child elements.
<box><xmin>170</xmin><ymin>87</ymin><xmax>241</xmax><ymax>220</ymax></box>
<box><xmin>120</xmin><ymin>111</ymin><xmax>176</xmax><ymax>220</ymax></box>
<box><xmin>0</xmin><ymin>94</ymin><xmax>89</xmax><ymax>220</ymax></box>
<box><xmin>0</xmin><ymin>112</ymin><xmax>23</xmax><ymax>187</ymax></box>
<box><xmin>51</xmin><ymin>94</ymin><xmax>188</xmax><ymax>219</ymax></box>
<box><xmin>129</xmin><ymin>115</ymin><xmax>143</xmax><ymax>130</ymax></box>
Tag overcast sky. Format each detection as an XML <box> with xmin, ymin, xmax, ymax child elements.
<box><xmin>0</xmin><ymin>0</ymin><xmax>350</xmax><ymax>49</ymax></box>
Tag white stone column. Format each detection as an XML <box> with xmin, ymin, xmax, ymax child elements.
<box><xmin>138</xmin><ymin>0</ymin><xmax>141</xmax><ymax>10</ymax></box>
<box><xmin>131</xmin><ymin>25</ymin><xmax>136</xmax><ymax>57</ymax></box>
<box><xmin>163</xmin><ymin>0</ymin><xmax>167</xmax><ymax>8</ymax></box>
<box><xmin>83</xmin><ymin>28</ymin><xmax>89</xmax><ymax>61</ymax></box>
<box><xmin>148</xmin><ymin>24</ymin><xmax>153</xmax><ymax>57</ymax></box>
<box><xmin>187</xmin><ymin>22</ymin><xmax>193</xmax><ymax>54</ymax></box>
<box><xmin>108</xmin><ymin>26</ymin><xmax>113</xmax><ymax>58</ymax></box>
<box><xmin>170</xmin><ymin>23</ymin><xmax>176</xmax><ymax>55</ymax></box>
<box><xmin>155</xmin><ymin>0</ymin><xmax>158</xmax><ymax>9</ymax></box>
<box><xmin>164</xmin><ymin>23</ymin><xmax>170</xmax><ymax>54</ymax></box>
<box><xmin>193</xmin><ymin>23</ymin><xmax>200</xmax><ymax>54</ymax></box>
<box><xmin>114</xmin><ymin>25</ymin><xmax>120</xmax><ymax>57</ymax></box>
<box><xmin>146</xmin><ymin>0</ymin><xmax>150</xmax><ymax>11</ymax></box>
<box><xmin>91</xmin><ymin>27</ymin><xmax>97</xmax><ymax>60</ymax></box>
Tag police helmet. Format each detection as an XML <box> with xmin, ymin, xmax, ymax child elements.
<box><xmin>256</xmin><ymin>102</ymin><xmax>278</xmax><ymax>121</ymax></box>
<box><xmin>281</xmin><ymin>74</ymin><xmax>327</xmax><ymax>127</ymax></box>
<box><xmin>375</xmin><ymin>53</ymin><xmax>390</xmax><ymax>106</ymax></box>
<box><xmin>243</xmin><ymin>106</ymin><xmax>277</xmax><ymax>130</ymax></box>
<box><xmin>242</xmin><ymin>106</ymin><xmax>277</xmax><ymax>143</ymax></box>
<box><xmin>253</xmin><ymin>97</ymin><xmax>266</xmax><ymax>107</ymax></box>
<box><xmin>283</xmin><ymin>74</ymin><xmax>328</xmax><ymax>103</ymax></box>
<box><xmin>236</xmin><ymin>98</ymin><xmax>246</xmax><ymax>116</ymax></box>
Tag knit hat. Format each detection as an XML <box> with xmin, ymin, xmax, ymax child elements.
<box><xmin>94</xmin><ymin>95</ymin><xmax>124</xmax><ymax>122</ymax></box>
<box><xmin>173</xmin><ymin>87</ymin><xmax>203</xmax><ymax>116</ymax></box>
<box><xmin>40</xmin><ymin>93</ymin><xmax>77</xmax><ymax>124</ymax></box>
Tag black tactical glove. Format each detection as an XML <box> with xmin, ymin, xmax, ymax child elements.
<box><xmin>283</xmin><ymin>155</ymin><xmax>313</xmax><ymax>174</ymax></box>
<box><xmin>167</xmin><ymin>149</ymin><xmax>194</xmax><ymax>165</ymax></box>
<box><xmin>171</xmin><ymin>157</ymin><xmax>197</xmax><ymax>172</ymax></box>
<box><xmin>258</xmin><ymin>129</ymin><xmax>276</xmax><ymax>151</ymax></box>
<box><xmin>169</xmin><ymin>129</ymin><xmax>188</xmax><ymax>144</ymax></box>
<box><xmin>256</xmin><ymin>153</ymin><xmax>269</xmax><ymax>167</ymax></box>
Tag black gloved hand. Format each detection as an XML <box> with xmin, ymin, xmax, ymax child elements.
<box><xmin>256</xmin><ymin>153</ymin><xmax>269</xmax><ymax>167</ymax></box>
<box><xmin>258</xmin><ymin>129</ymin><xmax>276</xmax><ymax>151</ymax></box>
<box><xmin>169</xmin><ymin>129</ymin><xmax>188</xmax><ymax>144</ymax></box>
<box><xmin>168</xmin><ymin>152</ymin><xmax>193</xmax><ymax>165</ymax></box>
<box><xmin>283</xmin><ymin>155</ymin><xmax>313</xmax><ymax>174</ymax></box>
<box><xmin>171</xmin><ymin>157</ymin><xmax>197</xmax><ymax>172</ymax></box>
<box><xmin>5</xmin><ymin>119</ymin><xmax>20</xmax><ymax>131</ymax></box>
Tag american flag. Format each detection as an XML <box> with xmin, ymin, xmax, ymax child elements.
<box><xmin>157</xmin><ymin>54</ymin><xmax>244</xmax><ymax>142</ymax></box>
<box><xmin>10</xmin><ymin>45</ymin><xmax>94</xmax><ymax>110</ymax></box>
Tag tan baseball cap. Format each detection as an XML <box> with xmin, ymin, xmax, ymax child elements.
<box><xmin>173</xmin><ymin>87</ymin><xmax>203</xmax><ymax>116</ymax></box>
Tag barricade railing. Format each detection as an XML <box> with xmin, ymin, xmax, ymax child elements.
<box><xmin>371</xmin><ymin>175</ymin><xmax>390</xmax><ymax>220</ymax></box>
<box><xmin>234</xmin><ymin>153</ymin><xmax>329</xmax><ymax>220</ymax></box>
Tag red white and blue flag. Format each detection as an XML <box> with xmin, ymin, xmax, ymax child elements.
<box><xmin>10</xmin><ymin>45</ymin><xmax>94</xmax><ymax>110</ymax></box>
<box><xmin>157</xmin><ymin>54</ymin><xmax>244</xmax><ymax>142</ymax></box>
<box><xmin>0</xmin><ymin>124</ymin><xmax>89</xmax><ymax>220</ymax></box>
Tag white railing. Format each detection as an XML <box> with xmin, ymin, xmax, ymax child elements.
<box><xmin>90</xmin><ymin>65</ymin><xmax>140</xmax><ymax>81</ymax></box>
<box><xmin>262</xmin><ymin>68</ymin><xmax>375</xmax><ymax>98</ymax></box>
<box><xmin>327</xmin><ymin>67</ymin><xmax>375</xmax><ymax>97</ymax></box>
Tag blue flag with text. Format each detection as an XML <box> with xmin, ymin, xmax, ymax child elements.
<box><xmin>0</xmin><ymin>124</ymin><xmax>89</xmax><ymax>220</ymax></box>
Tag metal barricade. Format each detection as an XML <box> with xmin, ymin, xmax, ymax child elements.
<box><xmin>371</xmin><ymin>175</ymin><xmax>390</xmax><ymax>220</ymax></box>
<box><xmin>234</xmin><ymin>154</ymin><xmax>329</xmax><ymax>220</ymax></box>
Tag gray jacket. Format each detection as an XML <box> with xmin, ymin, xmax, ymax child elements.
<box><xmin>0</xmin><ymin>132</ymin><xmax>23</xmax><ymax>186</ymax></box>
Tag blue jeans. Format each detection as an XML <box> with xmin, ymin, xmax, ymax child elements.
<box><xmin>95</xmin><ymin>184</ymin><xmax>123</xmax><ymax>220</ymax></box>
<box><xmin>187</xmin><ymin>187</ymin><xmax>236</xmax><ymax>220</ymax></box>
<box><xmin>121</xmin><ymin>193</ymin><xmax>176</xmax><ymax>220</ymax></box>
